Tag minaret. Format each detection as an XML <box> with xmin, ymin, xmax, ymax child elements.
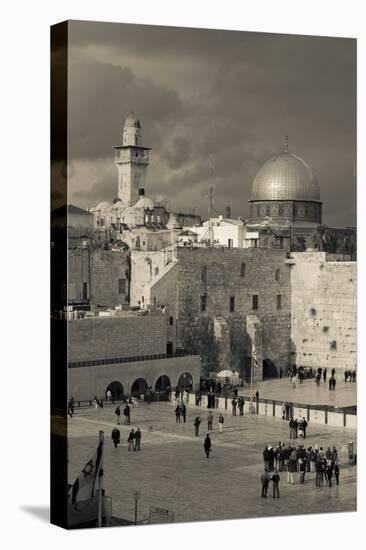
<box><xmin>113</xmin><ymin>112</ymin><xmax>151</xmax><ymax>206</ymax></box>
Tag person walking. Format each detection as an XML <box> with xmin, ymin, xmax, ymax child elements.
<box><xmin>218</xmin><ymin>413</ymin><xmax>224</xmax><ymax>433</ymax></box>
<box><xmin>299</xmin><ymin>459</ymin><xmax>306</xmax><ymax>483</ymax></box>
<box><xmin>127</xmin><ymin>429</ymin><xmax>135</xmax><ymax>451</ymax></box>
<box><xmin>115</xmin><ymin>404</ymin><xmax>121</xmax><ymax>425</ymax></box>
<box><xmin>207</xmin><ymin>411</ymin><xmax>213</xmax><ymax>431</ymax></box>
<box><xmin>93</xmin><ymin>396</ymin><xmax>99</xmax><ymax>410</ymax></box>
<box><xmin>299</xmin><ymin>417</ymin><xmax>308</xmax><ymax>439</ymax></box>
<box><xmin>106</xmin><ymin>389</ymin><xmax>112</xmax><ymax>402</ymax></box>
<box><xmin>123</xmin><ymin>404</ymin><xmax>131</xmax><ymax>425</ymax></box>
<box><xmin>68</xmin><ymin>397</ymin><xmax>75</xmax><ymax>418</ymax></box>
<box><xmin>279</xmin><ymin>367</ymin><xmax>283</xmax><ymax>379</ymax></box>
<box><xmin>181</xmin><ymin>402</ymin><xmax>187</xmax><ymax>423</ymax></box>
<box><xmin>255</xmin><ymin>390</ymin><xmax>260</xmax><ymax>401</ymax></box>
<box><xmin>134</xmin><ymin>428</ymin><xmax>141</xmax><ymax>451</ymax></box>
<box><xmin>334</xmin><ymin>462</ymin><xmax>340</xmax><ymax>486</ymax></box>
<box><xmin>323</xmin><ymin>368</ymin><xmax>327</xmax><ymax>383</ymax></box>
<box><xmin>175</xmin><ymin>403</ymin><xmax>181</xmax><ymax>423</ymax></box>
<box><xmin>111</xmin><ymin>427</ymin><xmax>120</xmax><ymax>448</ymax></box>
<box><xmin>289</xmin><ymin>417</ymin><xmax>296</xmax><ymax>439</ymax></box>
<box><xmin>194</xmin><ymin>416</ymin><xmax>201</xmax><ymax>437</ymax></box>
<box><xmin>204</xmin><ymin>434</ymin><xmax>212</xmax><ymax>458</ymax></box>
<box><xmin>231</xmin><ymin>398</ymin><xmax>237</xmax><ymax>416</ymax></box>
<box><xmin>293</xmin><ymin>418</ymin><xmax>299</xmax><ymax>439</ymax></box>
<box><xmin>261</xmin><ymin>471</ymin><xmax>270</xmax><ymax>498</ymax></box>
<box><xmin>238</xmin><ymin>397</ymin><xmax>244</xmax><ymax>416</ymax></box>
<box><xmin>271</xmin><ymin>471</ymin><xmax>280</xmax><ymax>498</ymax></box>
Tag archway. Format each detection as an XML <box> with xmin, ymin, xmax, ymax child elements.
<box><xmin>106</xmin><ymin>381</ymin><xmax>124</xmax><ymax>401</ymax></box>
<box><xmin>177</xmin><ymin>372</ymin><xmax>193</xmax><ymax>391</ymax></box>
<box><xmin>155</xmin><ymin>375</ymin><xmax>171</xmax><ymax>392</ymax></box>
<box><xmin>263</xmin><ymin>358</ymin><xmax>278</xmax><ymax>379</ymax></box>
<box><xmin>131</xmin><ymin>378</ymin><xmax>148</xmax><ymax>397</ymax></box>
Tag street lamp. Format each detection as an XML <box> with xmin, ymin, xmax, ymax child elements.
<box><xmin>133</xmin><ymin>490</ymin><xmax>141</xmax><ymax>525</ymax></box>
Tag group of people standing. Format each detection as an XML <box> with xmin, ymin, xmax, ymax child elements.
<box><xmin>344</xmin><ymin>370</ymin><xmax>356</xmax><ymax>383</ymax></box>
<box><xmin>261</xmin><ymin>442</ymin><xmax>340</xmax><ymax>494</ymax></box>
<box><xmin>288</xmin><ymin>417</ymin><xmax>308</xmax><ymax>439</ymax></box>
<box><xmin>111</xmin><ymin>426</ymin><xmax>142</xmax><ymax>451</ymax></box>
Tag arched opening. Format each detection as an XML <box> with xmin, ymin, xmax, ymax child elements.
<box><xmin>240</xmin><ymin>262</ymin><xmax>246</xmax><ymax>277</ymax></box>
<box><xmin>155</xmin><ymin>375</ymin><xmax>171</xmax><ymax>392</ymax></box>
<box><xmin>201</xmin><ymin>265</ymin><xmax>207</xmax><ymax>283</ymax></box>
<box><xmin>177</xmin><ymin>372</ymin><xmax>193</xmax><ymax>391</ymax></box>
<box><xmin>154</xmin><ymin>266</ymin><xmax>159</xmax><ymax>277</ymax></box>
<box><xmin>275</xmin><ymin>268</ymin><xmax>280</xmax><ymax>282</ymax></box>
<box><xmin>263</xmin><ymin>358</ymin><xmax>278</xmax><ymax>379</ymax></box>
<box><xmin>106</xmin><ymin>381</ymin><xmax>124</xmax><ymax>401</ymax></box>
<box><xmin>131</xmin><ymin>378</ymin><xmax>148</xmax><ymax>397</ymax></box>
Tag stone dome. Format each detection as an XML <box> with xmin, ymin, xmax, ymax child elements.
<box><xmin>251</xmin><ymin>152</ymin><xmax>320</xmax><ymax>202</ymax></box>
<box><xmin>95</xmin><ymin>201</ymin><xmax>111</xmax><ymax>210</ymax></box>
<box><xmin>124</xmin><ymin>112</ymin><xmax>141</xmax><ymax>129</ymax></box>
<box><xmin>134</xmin><ymin>196</ymin><xmax>154</xmax><ymax>210</ymax></box>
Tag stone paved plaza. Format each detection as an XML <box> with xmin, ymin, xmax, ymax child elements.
<box><xmin>68</xmin><ymin>398</ymin><xmax>357</xmax><ymax>526</ymax></box>
<box><xmin>240</xmin><ymin>378</ymin><xmax>357</xmax><ymax>407</ymax></box>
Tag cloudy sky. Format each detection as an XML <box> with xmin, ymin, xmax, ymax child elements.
<box><xmin>66</xmin><ymin>20</ymin><xmax>356</xmax><ymax>226</ymax></box>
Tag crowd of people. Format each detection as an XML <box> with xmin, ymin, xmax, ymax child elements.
<box><xmin>261</xmin><ymin>442</ymin><xmax>340</xmax><ymax>497</ymax></box>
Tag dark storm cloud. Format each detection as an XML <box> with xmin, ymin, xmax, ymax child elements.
<box><xmin>67</xmin><ymin>20</ymin><xmax>356</xmax><ymax>226</ymax></box>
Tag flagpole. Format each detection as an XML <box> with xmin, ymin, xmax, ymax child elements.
<box><xmin>97</xmin><ymin>430</ymin><xmax>104</xmax><ymax>528</ymax></box>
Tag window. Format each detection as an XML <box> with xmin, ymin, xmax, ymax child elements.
<box><xmin>169</xmin><ymin>316</ymin><xmax>174</xmax><ymax>325</ymax></box>
<box><xmin>240</xmin><ymin>262</ymin><xmax>246</xmax><ymax>278</ymax></box>
<box><xmin>82</xmin><ymin>282</ymin><xmax>88</xmax><ymax>300</ymax></box>
<box><xmin>277</xmin><ymin>295</ymin><xmax>282</xmax><ymax>310</ymax></box>
<box><xmin>252</xmin><ymin>295</ymin><xmax>258</xmax><ymax>310</ymax></box>
<box><xmin>275</xmin><ymin>268</ymin><xmax>280</xmax><ymax>282</ymax></box>
<box><xmin>118</xmin><ymin>278</ymin><xmax>126</xmax><ymax>294</ymax></box>
<box><xmin>230</xmin><ymin>295</ymin><xmax>235</xmax><ymax>312</ymax></box>
<box><xmin>100</xmin><ymin>218</ymin><xmax>105</xmax><ymax>227</ymax></box>
<box><xmin>228</xmin><ymin>238</ymin><xmax>233</xmax><ymax>248</ymax></box>
<box><xmin>278</xmin><ymin>205</ymin><xmax>284</xmax><ymax>217</ymax></box>
<box><xmin>201</xmin><ymin>265</ymin><xmax>207</xmax><ymax>283</ymax></box>
<box><xmin>200</xmin><ymin>295</ymin><xmax>207</xmax><ymax>312</ymax></box>
<box><xmin>154</xmin><ymin>267</ymin><xmax>159</xmax><ymax>277</ymax></box>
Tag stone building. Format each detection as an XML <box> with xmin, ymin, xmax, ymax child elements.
<box><xmin>68</xmin><ymin>308</ymin><xmax>200</xmax><ymax>401</ymax></box>
<box><xmin>133</xmin><ymin>247</ymin><xmax>292</xmax><ymax>381</ymax></box>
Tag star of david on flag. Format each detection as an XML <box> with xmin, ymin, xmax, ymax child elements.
<box><xmin>70</xmin><ymin>438</ymin><xmax>103</xmax><ymax>504</ymax></box>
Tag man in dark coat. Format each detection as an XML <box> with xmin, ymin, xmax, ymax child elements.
<box><xmin>134</xmin><ymin>427</ymin><xmax>142</xmax><ymax>451</ymax></box>
<box><xmin>204</xmin><ymin>434</ymin><xmax>212</xmax><ymax>458</ymax></box>
<box><xmin>127</xmin><ymin>429</ymin><xmax>135</xmax><ymax>451</ymax></box>
<box><xmin>271</xmin><ymin>471</ymin><xmax>280</xmax><ymax>498</ymax></box>
<box><xmin>194</xmin><ymin>416</ymin><xmax>201</xmax><ymax>437</ymax></box>
<box><xmin>181</xmin><ymin>402</ymin><xmax>187</xmax><ymax>423</ymax></box>
<box><xmin>175</xmin><ymin>404</ymin><xmax>181</xmax><ymax>423</ymax></box>
<box><xmin>323</xmin><ymin>368</ymin><xmax>327</xmax><ymax>382</ymax></box>
<box><xmin>111</xmin><ymin>427</ymin><xmax>120</xmax><ymax>448</ymax></box>
<box><xmin>261</xmin><ymin>471</ymin><xmax>270</xmax><ymax>498</ymax></box>
<box><xmin>238</xmin><ymin>397</ymin><xmax>244</xmax><ymax>416</ymax></box>
<box><xmin>231</xmin><ymin>398</ymin><xmax>237</xmax><ymax>416</ymax></box>
<box><xmin>123</xmin><ymin>404</ymin><xmax>131</xmax><ymax>425</ymax></box>
<box><xmin>115</xmin><ymin>405</ymin><xmax>121</xmax><ymax>425</ymax></box>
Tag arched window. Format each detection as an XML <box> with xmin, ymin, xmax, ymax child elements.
<box><xmin>275</xmin><ymin>268</ymin><xmax>280</xmax><ymax>282</ymax></box>
<box><xmin>201</xmin><ymin>265</ymin><xmax>207</xmax><ymax>283</ymax></box>
<box><xmin>155</xmin><ymin>267</ymin><xmax>159</xmax><ymax>277</ymax></box>
<box><xmin>240</xmin><ymin>262</ymin><xmax>246</xmax><ymax>278</ymax></box>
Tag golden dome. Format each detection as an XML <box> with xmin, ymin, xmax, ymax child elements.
<box><xmin>251</xmin><ymin>152</ymin><xmax>320</xmax><ymax>202</ymax></box>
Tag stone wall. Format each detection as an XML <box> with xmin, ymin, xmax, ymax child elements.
<box><xmin>290</xmin><ymin>252</ymin><xmax>356</xmax><ymax>372</ymax></box>
<box><xmin>90</xmin><ymin>248</ymin><xmax>129</xmax><ymax>307</ymax></box>
<box><xmin>68</xmin><ymin>311</ymin><xmax>167</xmax><ymax>363</ymax></box>
<box><xmin>67</xmin><ymin>246</ymin><xmax>130</xmax><ymax>307</ymax></box>
<box><xmin>68</xmin><ymin>355</ymin><xmax>201</xmax><ymax>400</ymax></box>
<box><xmin>175</xmin><ymin>247</ymin><xmax>291</xmax><ymax>376</ymax></box>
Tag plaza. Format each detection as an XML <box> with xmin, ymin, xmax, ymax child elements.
<box><xmin>68</xmin><ymin>396</ymin><xmax>357</xmax><ymax>526</ymax></box>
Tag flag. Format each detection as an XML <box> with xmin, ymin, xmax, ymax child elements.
<box><xmin>252</xmin><ymin>343</ymin><xmax>258</xmax><ymax>368</ymax></box>
<box><xmin>70</xmin><ymin>436</ymin><xmax>103</xmax><ymax>504</ymax></box>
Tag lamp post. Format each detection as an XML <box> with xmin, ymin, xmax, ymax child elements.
<box><xmin>133</xmin><ymin>490</ymin><xmax>141</xmax><ymax>525</ymax></box>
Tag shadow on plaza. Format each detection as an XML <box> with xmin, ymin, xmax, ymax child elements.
<box><xmin>20</xmin><ymin>505</ymin><xmax>50</xmax><ymax>523</ymax></box>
